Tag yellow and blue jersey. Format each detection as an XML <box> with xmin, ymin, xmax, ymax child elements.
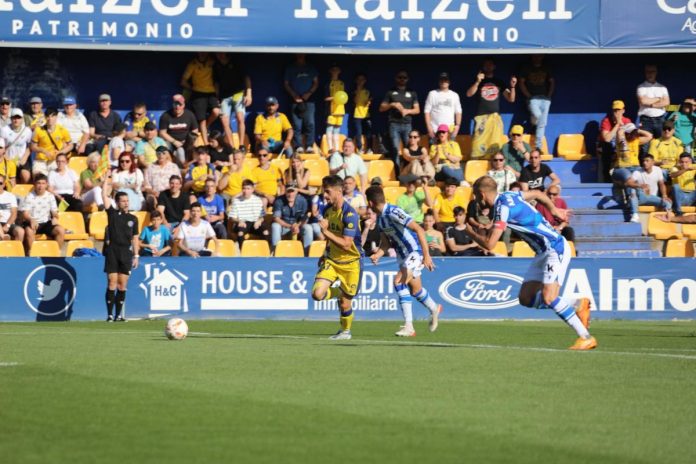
<box><xmin>328</xmin><ymin>79</ymin><xmax>346</xmax><ymax>116</ymax></box>
<box><xmin>324</xmin><ymin>200</ymin><xmax>363</xmax><ymax>263</ymax></box>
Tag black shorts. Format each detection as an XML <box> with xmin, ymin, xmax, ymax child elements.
<box><xmin>0</xmin><ymin>222</ymin><xmax>17</xmax><ymax>236</ymax></box>
<box><xmin>36</xmin><ymin>221</ymin><xmax>58</xmax><ymax>236</ymax></box>
<box><xmin>190</xmin><ymin>92</ymin><xmax>220</xmax><ymax>121</ymax></box>
<box><xmin>104</xmin><ymin>245</ymin><xmax>133</xmax><ymax>275</ymax></box>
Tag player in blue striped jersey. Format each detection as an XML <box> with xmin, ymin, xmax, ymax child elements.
<box><xmin>365</xmin><ymin>186</ymin><xmax>442</xmax><ymax>337</ymax></box>
<box><xmin>467</xmin><ymin>176</ymin><xmax>596</xmax><ymax>350</ymax></box>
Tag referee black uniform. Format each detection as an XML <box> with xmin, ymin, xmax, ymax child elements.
<box><xmin>104</xmin><ymin>205</ymin><xmax>139</xmax><ymax>321</ymax></box>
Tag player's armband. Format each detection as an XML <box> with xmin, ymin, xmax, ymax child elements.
<box><xmin>494</xmin><ymin>221</ymin><xmax>507</xmax><ymax>230</ymax></box>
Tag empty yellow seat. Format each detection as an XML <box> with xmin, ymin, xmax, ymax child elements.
<box><xmin>367</xmin><ymin>160</ymin><xmax>399</xmax><ymax>187</ymax></box>
<box><xmin>0</xmin><ymin>240</ymin><xmax>25</xmax><ymax>257</ymax></box>
<box><xmin>521</xmin><ymin>134</ymin><xmax>549</xmax><ymax>156</ymax></box>
<box><xmin>456</xmin><ymin>186</ymin><xmax>472</xmax><ymax>205</ymax></box>
<box><xmin>207</xmin><ymin>239</ymin><xmax>239</xmax><ymax>257</ymax></box>
<box><xmin>511</xmin><ymin>241</ymin><xmax>535</xmax><ymax>257</ymax></box>
<box><xmin>274</xmin><ymin>240</ymin><xmax>305</xmax><ymax>257</ymax></box>
<box><xmin>648</xmin><ymin>213</ymin><xmax>683</xmax><ymax>240</ymax></box>
<box><xmin>270</xmin><ymin>158</ymin><xmax>290</xmax><ymax>173</ymax></box>
<box><xmin>68</xmin><ymin>156</ymin><xmax>88</xmax><ymax>175</ymax></box>
<box><xmin>66</xmin><ymin>240</ymin><xmax>95</xmax><ymax>257</ymax></box>
<box><xmin>89</xmin><ymin>211</ymin><xmax>107</xmax><ymax>240</ymax></box>
<box><xmin>557</xmin><ymin>134</ymin><xmax>589</xmax><ymax>160</ymax></box>
<box><xmin>30</xmin><ymin>240</ymin><xmax>61</xmax><ymax>257</ymax></box>
<box><xmin>568</xmin><ymin>241</ymin><xmax>577</xmax><ymax>257</ymax></box>
<box><xmin>241</xmin><ymin>239</ymin><xmax>271</xmax><ymax>257</ymax></box>
<box><xmin>132</xmin><ymin>211</ymin><xmax>150</xmax><ymax>234</ymax></box>
<box><xmin>491</xmin><ymin>241</ymin><xmax>508</xmax><ymax>256</ymax></box>
<box><xmin>383</xmin><ymin>186</ymin><xmax>406</xmax><ymax>204</ymax></box>
<box><xmin>664</xmin><ymin>238</ymin><xmax>694</xmax><ymax>257</ymax></box>
<box><xmin>305</xmin><ymin>158</ymin><xmax>330</xmax><ymax>187</ymax></box>
<box><xmin>682</xmin><ymin>222</ymin><xmax>696</xmax><ymax>240</ymax></box>
<box><xmin>58</xmin><ymin>212</ymin><xmax>89</xmax><ymax>240</ymax></box>
<box><xmin>464</xmin><ymin>160</ymin><xmax>489</xmax><ymax>185</ymax></box>
<box><xmin>11</xmin><ymin>184</ymin><xmax>33</xmax><ymax>198</ymax></box>
<box><xmin>308</xmin><ymin>241</ymin><xmax>326</xmax><ymax>258</ymax></box>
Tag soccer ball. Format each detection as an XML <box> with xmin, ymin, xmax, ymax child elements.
<box><xmin>164</xmin><ymin>318</ymin><xmax>188</xmax><ymax>340</ymax></box>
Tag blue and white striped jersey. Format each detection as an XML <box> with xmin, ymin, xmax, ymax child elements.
<box><xmin>493</xmin><ymin>191</ymin><xmax>565</xmax><ymax>255</ymax></box>
<box><xmin>377</xmin><ymin>203</ymin><xmax>421</xmax><ymax>259</ymax></box>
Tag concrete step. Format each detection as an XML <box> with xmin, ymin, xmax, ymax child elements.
<box><xmin>571</xmin><ymin>208</ymin><xmax>625</xmax><ymax>224</ymax></box>
<box><xmin>573</xmin><ymin>221</ymin><xmax>642</xmax><ymax>237</ymax></box>
<box><xmin>547</xmin><ymin>158</ymin><xmax>599</xmax><ymax>184</ymax></box>
<box><xmin>565</xmin><ymin>195</ymin><xmax>623</xmax><ymax>210</ymax></box>
<box><xmin>578</xmin><ymin>249</ymin><xmax>662</xmax><ymax>258</ymax></box>
<box><xmin>574</xmin><ymin>237</ymin><xmax>655</xmax><ymax>251</ymax></box>
<box><xmin>561</xmin><ymin>183</ymin><xmax>613</xmax><ymax>196</ymax></box>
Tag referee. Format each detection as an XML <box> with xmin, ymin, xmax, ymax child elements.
<box><xmin>101</xmin><ymin>176</ymin><xmax>140</xmax><ymax>322</ymax></box>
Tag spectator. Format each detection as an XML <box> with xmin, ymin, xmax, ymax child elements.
<box><xmin>669</xmin><ymin>98</ymin><xmax>695</xmax><ymax>154</ymax></box>
<box><xmin>329</xmin><ymin>138</ymin><xmax>368</xmax><ymax>190</ymax></box>
<box><xmin>519</xmin><ymin>149</ymin><xmax>560</xmax><ymax>192</ymax></box>
<box><xmin>284</xmin><ymin>53</ymin><xmax>319</xmax><ymax>153</ymax></box>
<box><xmin>648</xmin><ymin>120</ymin><xmax>684</xmax><ymax>172</ymax></box>
<box><xmin>361</xmin><ymin>207</ymin><xmax>382</xmax><ymax>257</ymax></box>
<box><xmin>637</xmin><ymin>64</ymin><xmax>670</xmax><ymax>151</ymax></box>
<box><xmin>379</xmin><ymin>70</ymin><xmax>420</xmax><ymax>172</ymax></box>
<box><xmin>271</xmin><ymin>181</ymin><xmax>312</xmax><ymax>253</ymax></box>
<box><xmin>466</xmin><ymin>196</ymin><xmax>494</xmax><ymax>237</ymax></box>
<box><xmin>343</xmin><ymin>175</ymin><xmax>367</xmax><ymax>217</ymax></box>
<box><xmin>157</xmin><ymin>175</ymin><xmax>190</xmax><ymax>230</ymax></box>
<box><xmin>176</xmin><ymin>202</ymin><xmax>218</xmax><ymax>257</ymax></box>
<box><xmin>423</xmin><ymin>210</ymin><xmax>446</xmax><ymax>257</ymax></box>
<box><xmin>0</xmin><ymin>108</ymin><xmax>32</xmax><ymax>183</ymax></box>
<box><xmin>181</xmin><ymin>52</ymin><xmax>220</xmax><ymax>146</ymax></box>
<box><xmin>519</xmin><ymin>54</ymin><xmax>555</xmax><ymax>153</ymax></box>
<box><xmin>611</xmin><ymin>123</ymin><xmax>652</xmax><ymax>179</ymax></box>
<box><xmin>401</xmin><ymin>130</ymin><xmax>435</xmax><ymax>182</ymax></box>
<box><xmin>325</xmin><ymin>63</ymin><xmax>346</xmax><ymax>155</ymax></box>
<box><xmin>445</xmin><ymin>206</ymin><xmax>488</xmax><ymax>256</ymax></box>
<box><xmin>48</xmin><ymin>153</ymin><xmax>83</xmax><ymax>213</ymax></box>
<box><xmin>144</xmin><ymin>146</ymin><xmax>181</xmax><ymax>207</ymax></box>
<box><xmin>430</xmin><ymin>124</ymin><xmax>464</xmax><ymax>183</ymax></box>
<box><xmin>252</xmin><ymin>148</ymin><xmax>283</xmax><ymax>206</ymax></box>
<box><xmin>19</xmin><ymin>173</ymin><xmax>65</xmax><ymax>254</ymax></box>
<box><xmin>284</xmin><ymin>157</ymin><xmax>311</xmax><ymax>199</ymax></box>
<box><xmin>57</xmin><ymin>96</ymin><xmax>89</xmax><ymax>156</ymax></box>
<box><xmin>466</xmin><ymin>58</ymin><xmax>516</xmax><ymax>160</ymax></box>
<box><xmin>431</xmin><ymin>177</ymin><xmax>467</xmax><ymax>230</ymax></box>
<box><xmin>30</xmin><ymin>107</ymin><xmax>74</xmax><ymax>176</ymax></box>
<box><xmin>112</xmin><ymin>152</ymin><xmax>144</xmax><ymax>212</ymax></box>
<box><xmin>24</xmin><ymin>96</ymin><xmax>46</xmax><ymax>130</ymax></box>
<box><xmin>501</xmin><ymin>125</ymin><xmax>531</xmax><ymax>176</ymax></box>
<box><xmin>0</xmin><ymin>174</ymin><xmax>23</xmax><ymax>241</ymax></box>
<box><xmin>309</xmin><ymin>191</ymin><xmax>327</xmax><ymax>241</ymax></box>
<box><xmin>108</xmin><ymin>122</ymin><xmax>127</xmax><ymax>167</ymax></box>
<box><xmin>228</xmin><ymin>179</ymin><xmax>268</xmax><ymax>246</ymax></box>
<box><xmin>0</xmin><ymin>96</ymin><xmax>11</xmax><ymax>128</ymax></box>
<box><xmin>139</xmin><ymin>210</ymin><xmax>172</xmax><ymax>257</ymax></box>
<box><xmin>80</xmin><ymin>152</ymin><xmax>104</xmax><ymax>210</ymax></box>
<box><xmin>198</xmin><ymin>178</ymin><xmax>227</xmax><ymax>239</ymax></box>
<box><xmin>207</xmin><ymin>130</ymin><xmax>232</xmax><ymax>170</ymax></box>
<box><xmin>670</xmin><ymin>152</ymin><xmax>696</xmax><ymax>216</ymax></box>
<box><xmin>159</xmin><ymin>94</ymin><xmax>199</xmax><ymax>164</ymax></box>
<box><xmin>123</xmin><ymin>102</ymin><xmax>150</xmax><ymax>148</ymax></box>
<box><xmin>86</xmin><ymin>94</ymin><xmax>121</xmax><ymax>154</ymax></box>
<box><xmin>184</xmin><ymin>146</ymin><xmax>217</xmax><ymax>202</ymax></box>
<box><xmin>424</xmin><ymin>72</ymin><xmax>462</xmax><ymax>141</ymax></box>
<box><xmin>134</xmin><ymin>122</ymin><xmax>166</xmax><ymax>169</ymax></box>
<box><xmin>536</xmin><ymin>186</ymin><xmax>575</xmax><ymax>242</ymax></box>
<box><xmin>254</xmin><ymin>96</ymin><xmax>294</xmax><ymax>157</ymax></box>
<box><xmin>488</xmin><ymin>152</ymin><xmax>517</xmax><ymax>193</ymax></box>
<box><xmin>219</xmin><ymin>149</ymin><xmax>252</xmax><ymax>204</ymax></box>
<box><xmin>599</xmin><ymin>100</ymin><xmax>633</xmax><ymax>181</ymax></box>
<box><xmin>627</xmin><ymin>154</ymin><xmax>672</xmax><ymax>223</ymax></box>
<box><xmin>214</xmin><ymin>52</ymin><xmax>252</xmax><ymax>150</ymax></box>
<box><xmin>352</xmin><ymin>72</ymin><xmax>373</xmax><ymax>154</ymax></box>
<box><xmin>0</xmin><ymin>138</ymin><xmax>16</xmax><ymax>188</ymax></box>
<box><xmin>396</xmin><ymin>177</ymin><xmax>430</xmax><ymax>224</ymax></box>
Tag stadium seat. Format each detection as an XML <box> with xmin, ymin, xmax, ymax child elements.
<box><xmin>457</xmin><ymin>186</ymin><xmax>472</xmax><ymax>204</ymax></box>
<box><xmin>30</xmin><ymin>240</ymin><xmax>61</xmax><ymax>257</ymax></box>
<box><xmin>308</xmin><ymin>241</ymin><xmax>326</xmax><ymax>258</ymax></box>
<box><xmin>511</xmin><ymin>241</ymin><xmax>535</xmax><ymax>257</ymax></box>
<box><xmin>522</xmin><ymin>134</ymin><xmax>550</xmax><ymax>157</ymax></box>
<box><xmin>241</xmin><ymin>239</ymin><xmax>271</xmax><ymax>257</ymax></box>
<box><xmin>305</xmin><ymin>158</ymin><xmax>330</xmax><ymax>187</ymax></box>
<box><xmin>274</xmin><ymin>240</ymin><xmax>305</xmax><ymax>257</ymax></box>
<box><xmin>383</xmin><ymin>186</ymin><xmax>406</xmax><ymax>204</ymax></box>
<box><xmin>65</xmin><ymin>240</ymin><xmax>95</xmax><ymax>257</ymax></box>
<box><xmin>648</xmin><ymin>213</ymin><xmax>683</xmax><ymax>240</ymax></box>
<box><xmin>231</xmin><ymin>133</ymin><xmax>250</xmax><ymax>151</ymax></box>
<box><xmin>639</xmin><ymin>206</ymin><xmax>657</xmax><ymax>213</ymax></box>
<box><xmin>133</xmin><ymin>211</ymin><xmax>150</xmax><ymax>234</ymax></box>
<box><xmin>491</xmin><ymin>241</ymin><xmax>508</xmax><ymax>256</ymax></box>
<box><xmin>682</xmin><ymin>222</ymin><xmax>696</xmax><ymax>240</ymax></box>
<box><xmin>271</xmin><ymin>158</ymin><xmax>290</xmax><ymax>173</ymax></box>
<box><xmin>367</xmin><ymin>160</ymin><xmax>399</xmax><ymax>187</ymax></box>
<box><xmin>0</xmin><ymin>240</ymin><xmax>25</xmax><ymax>257</ymax></box>
<box><xmin>664</xmin><ymin>238</ymin><xmax>694</xmax><ymax>257</ymax></box>
<box><xmin>68</xmin><ymin>156</ymin><xmax>88</xmax><ymax>175</ymax></box>
<box><xmin>320</xmin><ymin>134</ymin><xmax>346</xmax><ymax>157</ymax></box>
<box><xmin>455</xmin><ymin>134</ymin><xmax>472</xmax><ymax>161</ymax></box>
<box><xmin>568</xmin><ymin>241</ymin><xmax>577</xmax><ymax>257</ymax></box>
<box><xmin>464</xmin><ymin>160</ymin><xmax>489</xmax><ymax>185</ymax></box>
<box><xmin>207</xmin><ymin>239</ymin><xmax>239</xmax><ymax>257</ymax></box>
<box><xmin>58</xmin><ymin>212</ymin><xmax>89</xmax><ymax>240</ymax></box>
<box><xmin>557</xmin><ymin>134</ymin><xmax>590</xmax><ymax>160</ymax></box>
<box><xmin>11</xmin><ymin>184</ymin><xmax>33</xmax><ymax>198</ymax></box>
<box><xmin>89</xmin><ymin>211</ymin><xmax>107</xmax><ymax>240</ymax></box>
<box><xmin>243</xmin><ymin>158</ymin><xmax>260</xmax><ymax>170</ymax></box>
<box><xmin>361</xmin><ymin>153</ymin><xmax>382</xmax><ymax>161</ymax></box>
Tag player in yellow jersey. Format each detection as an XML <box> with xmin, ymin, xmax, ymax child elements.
<box><xmin>312</xmin><ymin>175</ymin><xmax>364</xmax><ymax>340</ymax></box>
<box><xmin>325</xmin><ymin>64</ymin><xmax>345</xmax><ymax>155</ymax></box>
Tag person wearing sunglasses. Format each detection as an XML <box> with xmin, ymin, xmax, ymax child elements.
<box><xmin>400</xmin><ymin>130</ymin><xmax>434</xmax><ymax>182</ymax></box>
<box><xmin>501</xmin><ymin>125</ymin><xmax>530</xmax><ymax>176</ymax></box>
<box><xmin>487</xmin><ymin>152</ymin><xmax>517</xmax><ymax>194</ymax></box>
<box><xmin>648</xmin><ymin>120</ymin><xmax>684</xmax><ymax>175</ymax></box>
<box><xmin>112</xmin><ymin>152</ymin><xmax>145</xmax><ymax>212</ymax></box>
<box><xmin>123</xmin><ymin>102</ymin><xmax>150</xmax><ymax>147</ymax></box>
<box><xmin>158</xmin><ymin>94</ymin><xmax>200</xmax><ymax>164</ymax></box>
<box><xmin>379</xmin><ymin>71</ymin><xmax>420</xmax><ymax>174</ymax></box>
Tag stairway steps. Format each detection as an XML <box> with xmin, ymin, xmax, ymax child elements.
<box><xmin>578</xmin><ymin>249</ymin><xmax>662</xmax><ymax>258</ymax></box>
<box><xmin>573</xmin><ymin>221</ymin><xmax>642</xmax><ymax>237</ymax></box>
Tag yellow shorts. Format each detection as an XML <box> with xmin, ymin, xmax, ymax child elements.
<box><xmin>327</xmin><ymin>115</ymin><xmax>344</xmax><ymax>127</ymax></box>
<box><xmin>315</xmin><ymin>258</ymin><xmax>362</xmax><ymax>297</ymax></box>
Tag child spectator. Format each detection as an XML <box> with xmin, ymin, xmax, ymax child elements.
<box><xmin>207</xmin><ymin>130</ymin><xmax>232</xmax><ymax>170</ymax></box>
<box><xmin>198</xmin><ymin>178</ymin><xmax>227</xmax><ymax>239</ymax></box>
<box><xmin>446</xmin><ymin>206</ymin><xmax>488</xmax><ymax>256</ymax></box>
<box><xmin>361</xmin><ymin>207</ymin><xmax>382</xmax><ymax>257</ymax></box>
<box><xmin>108</xmin><ymin>122</ymin><xmax>127</xmax><ymax>167</ymax></box>
<box><xmin>176</xmin><ymin>202</ymin><xmax>218</xmax><ymax>257</ymax></box>
<box><xmin>352</xmin><ymin>72</ymin><xmax>373</xmax><ymax>154</ymax></box>
<box><xmin>139</xmin><ymin>210</ymin><xmax>172</xmax><ymax>257</ymax></box>
<box><xmin>395</xmin><ymin>177</ymin><xmax>431</xmax><ymax>224</ymax></box>
<box><xmin>423</xmin><ymin>210</ymin><xmax>446</xmax><ymax>257</ymax></box>
<box><xmin>228</xmin><ymin>179</ymin><xmax>268</xmax><ymax>246</ymax></box>
<box><xmin>325</xmin><ymin>63</ymin><xmax>346</xmax><ymax>155</ymax></box>
<box><xmin>185</xmin><ymin>146</ymin><xmax>217</xmax><ymax>203</ymax></box>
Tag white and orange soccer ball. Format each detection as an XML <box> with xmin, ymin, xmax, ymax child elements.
<box><xmin>164</xmin><ymin>318</ymin><xmax>188</xmax><ymax>340</ymax></box>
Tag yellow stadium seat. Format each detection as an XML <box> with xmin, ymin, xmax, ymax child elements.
<box><xmin>384</xmin><ymin>186</ymin><xmax>406</xmax><ymax>204</ymax></box>
<box><xmin>89</xmin><ymin>211</ymin><xmax>107</xmax><ymax>240</ymax></box>
<box><xmin>308</xmin><ymin>241</ymin><xmax>326</xmax><ymax>258</ymax></box>
<box><xmin>639</xmin><ymin>206</ymin><xmax>657</xmax><ymax>213</ymax></box>
<box><xmin>68</xmin><ymin>156</ymin><xmax>88</xmax><ymax>175</ymax></box>
<box><xmin>207</xmin><ymin>239</ymin><xmax>239</xmax><ymax>257</ymax></box>
<box><xmin>647</xmin><ymin>212</ymin><xmax>683</xmax><ymax>240</ymax></box>
<box><xmin>30</xmin><ymin>240</ymin><xmax>61</xmax><ymax>257</ymax></box>
<box><xmin>511</xmin><ymin>241</ymin><xmax>535</xmax><ymax>257</ymax></box>
<box><xmin>305</xmin><ymin>158</ymin><xmax>330</xmax><ymax>187</ymax></box>
<box><xmin>58</xmin><ymin>212</ymin><xmax>89</xmax><ymax>240</ymax></box>
<box><xmin>243</xmin><ymin>158</ymin><xmax>260</xmax><ymax>170</ymax></box>
<box><xmin>65</xmin><ymin>240</ymin><xmax>95</xmax><ymax>257</ymax></box>
<box><xmin>367</xmin><ymin>160</ymin><xmax>399</xmax><ymax>187</ymax></box>
<box><xmin>464</xmin><ymin>160</ymin><xmax>490</xmax><ymax>185</ymax></box>
<box><xmin>664</xmin><ymin>238</ymin><xmax>694</xmax><ymax>257</ymax></box>
<box><xmin>521</xmin><ymin>134</ymin><xmax>549</xmax><ymax>157</ymax></box>
<box><xmin>455</xmin><ymin>134</ymin><xmax>472</xmax><ymax>161</ymax></box>
<box><xmin>682</xmin><ymin>206</ymin><xmax>696</xmax><ymax>213</ymax></box>
<box><xmin>0</xmin><ymin>240</ymin><xmax>25</xmax><ymax>257</ymax></box>
<box><xmin>682</xmin><ymin>222</ymin><xmax>696</xmax><ymax>240</ymax></box>
<box><xmin>557</xmin><ymin>134</ymin><xmax>590</xmax><ymax>160</ymax></box>
<box><xmin>320</xmin><ymin>134</ymin><xmax>346</xmax><ymax>157</ymax></box>
<box><xmin>271</xmin><ymin>158</ymin><xmax>290</xmax><ymax>173</ymax></box>
<box><xmin>568</xmin><ymin>241</ymin><xmax>577</xmax><ymax>257</ymax></box>
<box><xmin>456</xmin><ymin>186</ymin><xmax>472</xmax><ymax>205</ymax></box>
<box><xmin>274</xmin><ymin>240</ymin><xmax>305</xmax><ymax>257</ymax></box>
<box><xmin>361</xmin><ymin>153</ymin><xmax>382</xmax><ymax>161</ymax></box>
<box><xmin>133</xmin><ymin>211</ymin><xmax>150</xmax><ymax>234</ymax></box>
<box><xmin>491</xmin><ymin>241</ymin><xmax>508</xmax><ymax>256</ymax></box>
<box><xmin>241</xmin><ymin>239</ymin><xmax>271</xmax><ymax>257</ymax></box>
<box><xmin>10</xmin><ymin>184</ymin><xmax>33</xmax><ymax>198</ymax></box>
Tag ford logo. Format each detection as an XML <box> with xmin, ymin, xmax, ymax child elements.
<box><xmin>439</xmin><ymin>271</ymin><xmax>523</xmax><ymax>310</ymax></box>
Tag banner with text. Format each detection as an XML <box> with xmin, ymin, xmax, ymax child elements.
<box><xmin>0</xmin><ymin>257</ymin><xmax>694</xmax><ymax>322</ymax></box>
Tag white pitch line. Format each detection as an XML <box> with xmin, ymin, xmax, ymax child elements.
<box><xmin>0</xmin><ymin>362</ymin><xmax>20</xmax><ymax>367</ymax></box>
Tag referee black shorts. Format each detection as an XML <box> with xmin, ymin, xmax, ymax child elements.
<box><xmin>104</xmin><ymin>245</ymin><xmax>133</xmax><ymax>275</ymax></box>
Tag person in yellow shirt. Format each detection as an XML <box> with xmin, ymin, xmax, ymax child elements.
<box><xmin>181</xmin><ymin>52</ymin><xmax>220</xmax><ymax>146</ymax></box>
<box><xmin>353</xmin><ymin>72</ymin><xmax>373</xmax><ymax>154</ymax></box>
<box><xmin>311</xmin><ymin>174</ymin><xmax>363</xmax><ymax>340</ymax></box>
<box><xmin>648</xmin><ymin>120</ymin><xmax>684</xmax><ymax>172</ymax></box>
<box><xmin>252</xmin><ymin>149</ymin><xmax>283</xmax><ymax>205</ymax></box>
<box><xmin>219</xmin><ymin>150</ymin><xmax>253</xmax><ymax>204</ymax></box>
<box><xmin>430</xmin><ymin>124</ymin><xmax>463</xmax><ymax>183</ymax></box>
<box><xmin>325</xmin><ymin>64</ymin><xmax>345</xmax><ymax>154</ymax></box>
<box><xmin>431</xmin><ymin>177</ymin><xmax>468</xmax><ymax>229</ymax></box>
<box><xmin>0</xmin><ymin>139</ymin><xmax>17</xmax><ymax>188</ymax></box>
<box><xmin>670</xmin><ymin>152</ymin><xmax>696</xmax><ymax>216</ymax></box>
<box><xmin>254</xmin><ymin>96</ymin><xmax>294</xmax><ymax>157</ymax></box>
<box><xmin>184</xmin><ymin>147</ymin><xmax>218</xmax><ymax>202</ymax></box>
<box><xmin>30</xmin><ymin>108</ymin><xmax>74</xmax><ymax>176</ymax></box>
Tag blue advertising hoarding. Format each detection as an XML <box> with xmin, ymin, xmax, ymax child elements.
<box><xmin>1</xmin><ymin>256</ymin><xmax>694</xmax><ymax>322</ymax></box>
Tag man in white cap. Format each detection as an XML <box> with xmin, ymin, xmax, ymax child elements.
<box><xmin>58</xmin><ymin>96</ymin><xmax>89</xmax><ymax>156</ymax></box>
<box><xmin>0</xmin><ymin>108</ymin><xmax>33</xmax><ymax>183</ymax></box>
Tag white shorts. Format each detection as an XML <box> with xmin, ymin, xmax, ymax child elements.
<box><xmin>398</xmin><ymin>251</ymin><xmax>424</xmax><ymax>279</ymax></box>
<box><xmin>523</xmin><ymin>239</ymin><xmax>571</xmax><ymax>286</ymax></box>
<box><xmin>221</xmin><ymin>94</ymin><xmax>246</xmax><ymax>116</ymax></box>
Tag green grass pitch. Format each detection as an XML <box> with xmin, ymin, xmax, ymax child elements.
<box><xmin>1</xmin><ymin>320</ymin><xmax>695</xmax><ymax>464</ymax></box>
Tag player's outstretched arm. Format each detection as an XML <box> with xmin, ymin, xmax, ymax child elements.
<box><xmin>467</xmin><ymin>223</ymin><xmax>504</xmax><ymax>252</ymax></box>
<box><xmin>523</xmin><ymin>190</ymin><xmax>569</xmax><ymax>222</ymax></box>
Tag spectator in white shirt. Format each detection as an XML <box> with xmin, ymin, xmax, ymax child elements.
<box><xmin>48</xmin><ymin>153</ymin><xmax>82</xmax><ymax>213</ymax></box>
<box><xmin>0</xmin><ymin>173</ymin><xmax>23</xmax><ymax>241</ymax></box>
<box><xmin>0</xmin><ymin>108</ymin><xmax>32</xmax><ymax>183</ymax></box>
<box><xmin>637</xmin><ymin>64</ymin><xmax>670</xmax><ymax>153</ymax></box>
<box><xmin>423</xmin><ymin>72</ymin><xmax>462</xmax><ymax>141</ymax></box>
<box><xmin>228</xmin><ymin>179</ymin><xmax>268</xmax><ymax>246</ymax></box>
<box><xmin>176</xmin><ymin>202</ymin><xmax>218</xmax><ymax>257</ymax></box>
<box><xmin>626</xmin><ymin>154</ymin><xmax>672</xmax><ymax>223</ymax></box>
<box><xmin>57</xmin><ymin>96</ymin><xmax>89</xmax><ymax>156</ymax></box>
